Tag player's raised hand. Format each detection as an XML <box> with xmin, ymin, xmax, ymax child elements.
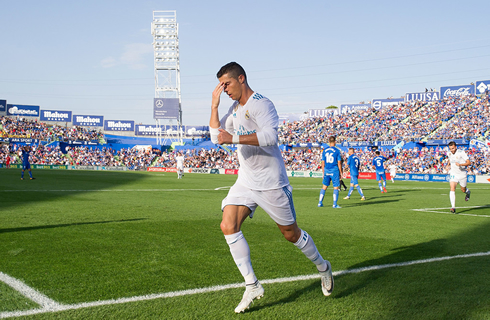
<box><xmin>212</xmin><ymin>82</ymin><xmax>224</xmax><ymax>110</ymax></box>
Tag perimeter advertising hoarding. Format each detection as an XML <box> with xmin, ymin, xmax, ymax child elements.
<box><xmin>371</xmin><ymin>98</ymin><xmax>404</xmax><ymax>110</ymax></box>
<box><xmin>153</xmin><ymin>98</ymin><xmax>180</xmax><ymax>120</ymax></box>
<box><xmin>440</xmin><ymin>84</ymin><xmax>475</xmax><ymax>98</ymax></box>
<box><xmin>185</xmin><ymin>125</ymin><xmax>209</xmax><ymax>136</ymax></box>
<box><xmin>104</xmin><ymin>120</ymin><xmax>135</xmax><ymax>132</ymax></box>
<box><xmin>340</xmin><ymin>104</ymin><xmax>371</xmax><ymax>114</ymax></box>
<box><xmin>40</xmin><ymin>110</ymin><xmax>72</xmax><ymax>122</ymax></box>
<box><xmin>475</xmin><ymin>80</ymin><xmax>490</xmax><ymax>94</ymax></box>
<box><xmin>6</xmin><ymin>104</ymin><xmax>40</xmax><ymax>117</ymax></box>
<box><xmin>405</xmin><ymin>92</ymin><xmax>440</xmax><ymax>102</ymax></box>
<box><xmin>394</xmin><ymin>173</ymin><xmax>476</xmax><ymax>183</ymax></box>
<box><xmin>0</xmin><ymin>100</ymin><xmax>6</xmax><ymax>112</ymax></box>
<box><xmin>135</xmin><ymin>124</ymin><xmax>162</xmax><ymax>136</ymax></box>
<box><xmin>425</xmin><ymin>139</ymin><xmax>467</xmax><ymax>145</ymax></box>
<box><xmin>308</xmin><ymin>109</ymin><xmax>340</xmax><ymax>118</ymax></box>
<box><xmin>72</xmin><ymin>115</ymin><xmax>103</xmax><ymax>127</ymax></box>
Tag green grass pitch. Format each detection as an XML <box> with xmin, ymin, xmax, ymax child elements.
<box><xmin>1</xmin><ymin>169</ymin><xmax>490</xmax><ymax>319</ymax></box>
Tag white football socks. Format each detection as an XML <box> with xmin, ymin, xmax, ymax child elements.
<box><xmin>294</xmin><ymin>229</ymin><xmax>327</xmax><ymax>272</ymax></box>
<box><xmin>450</xmin><ymin>191</ymin><xmax>456</xmax><ymax>208</ymax></box>
<box><xmin>225</xmin><ymin>231</ymin><xmax>257</xmax><ymax>285</ymax></box>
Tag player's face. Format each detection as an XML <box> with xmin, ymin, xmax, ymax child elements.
<box><xmin>448</xmin><ymin>145</ymin><xmax>457</xmax><ymax>154</ymax></box>
<box><xmin>348</xmin><ymin>149</ymin><xmax>354</xmax><ymax>155</ymax></box>
<box><xmin>218</xmin><ymin>73</ymin><xmax>242</xmax><ymax>101</ymax></box>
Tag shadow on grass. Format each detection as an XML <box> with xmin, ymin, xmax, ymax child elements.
<box><xmin>0</xmin><ymin>170</ymin><xmax>149</xmax><ymax>211</ymax></box>
<box><xmin>0</xmin><ymin>218</ymin><xmax>148</xmax><ymax>234</ymax></box>
<box><xmin>333</xmin><ymin>220</ymin><xmax>490</xmax><ymax>318</ymax></box>
<box><xmin>456</xmin><ymin>204</ymin><xmax>490</xmax><ymax>215</ymax></box>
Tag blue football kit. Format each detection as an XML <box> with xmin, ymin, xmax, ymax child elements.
<box><xmin>372</xmin><ymin>155</ymin><xmax>388</xmax><ymax>192</ymax></box>
<box><xmin>346</xmin><ymin>153</ymin><xmax>365</xmax><ymax>199</ymax></box>
<box><xmin>318</xmin><ymin>146</ymin><xmax>342</xmax><ymax>208</ymax></box>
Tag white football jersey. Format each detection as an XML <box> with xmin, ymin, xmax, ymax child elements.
<box><xmin>220</xmin><ymin>93</ymin><xmax>289</xmax><ymax>190</ymax></box>
<box><xmin>176</xmin><ymin>156</ymin><xmax>184</xmax><ymax>168</ymax></box>
<box><xmin>389</xmin><ymin>164</ymin><xmax>397</xmax><ymax>173</ymax></box>
<box><xmin>448</xmin><ymin>149</ymin><xmax>469</xmax><ymax>174</ymax></box>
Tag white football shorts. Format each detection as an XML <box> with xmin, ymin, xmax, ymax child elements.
<box><xmin>221</xmin><ymin>182</ymin><xmax>296</xmax><ymax>226</ymax></box>
<box><xmin>449</xmin><ymin>172</ymin><xmax>467</xmax><ymax>187</ymax></box>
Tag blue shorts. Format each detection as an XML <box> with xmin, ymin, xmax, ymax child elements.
<box><xmin>350</xmin><ymin>175</ymin><xmax>359</xmax><ymax>185</ymax></box>
<box><xmin>323</xmin><ymin>171</ymin><xmax>340</xmax><ymax>188</ymax></box>
<box><xmin>22</xmin><ymin>162</ymin><xmax>31</xmax><ymax>170</ymax></box>
<box><xmin>376</xmin><ymin>172</ymin><xmax>386</xmax><ymax>181</ymax></box>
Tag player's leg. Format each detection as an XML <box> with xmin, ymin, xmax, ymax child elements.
<box><xmin>449</xmin><ymin>180</ymin><xmax>457</xmax><ymax>213</ymax></box>
<box><xmin>332</xmin><ymin>172</ymin><xmax>341</xmax><ymax>208</ymax></box>
<box><xmin>256</xmin><ymin>186</ymin><xmax>333</xmax><ymax>297</ymax></box>
<box><xmin>21</xmin><ymin>169</ymin><xmax>25</xmax><ymax>179</ymax></box>
<box><xmin>28</xmin><ymin>168</ymin><xmax>33</xmax><ymax>179</ymax></box>
<box><xmin>460</xmin><ymin>177</ymin><xmax>470</xmax><ymax>201</ymax></box>
<box><xmin>318</xmin><ymin>176</ymin><xmax>330</xmax><ymax>207</ymax></box>
<box><xmin>221</xmin><ymin>186</ymin><xmax>261</xmax><ymax>313</ymax></box>
<box><xmin>381</xmin><ymin>174</ymin><xmax>387</xmax><ymax>192</ymax></box>
<box><xmin>355</xmin><ymin>184</ymin><xmax>365</xmax><ymax>200</ymax></box>
<box><xmin>340</xmin><ymin>179</ymin><xmax>347</xmax><ymax>191</ymax></box>
<box><xmin>376</xmin><ymin>173</ymin><xmax>383</xmax><ymax>192</ymax></box>
<box><xmin>345</xmin><ymin>181</ymin><xmax>354</xmax><ymax>199</ymax></box>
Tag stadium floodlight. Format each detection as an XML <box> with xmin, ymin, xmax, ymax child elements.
<box><xmin>151</xmin><ymin>10</ymin><xmax>182</xmax><ymax>145</ymax></box>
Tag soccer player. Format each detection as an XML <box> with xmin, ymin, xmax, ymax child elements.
<box><xmin>318</xmin><ymin>136</ymin><xmax>343</xmax><ymax>208</ymax></box>
<box><xmin>343</xmin><ymin>148</ymin><xmax>365</xmax><ymax>200</ymax></box>
<box><xmin>175</xmin><ymin>152</ymin><xmax>184</xmax><ymax>179</ymax></box>
<box><xmin>210</xmin><ymin>62</ymin><xmax>333</xmax><ymax>313</ymax></box>
<box><xmin>388</xmin><ymin>163</ymin><xmax>397</xmax><ymax>183</ymax></box>
<box><xmin>372</xmin><ymin>151</ymin><xmax>388</xmax><ymax>193</ymax></box>
<box><xmin>446</xmin><ymin>141</ymin><xmax>471</xmax><ymax>214</ymax></box>
<box><xmin>20</xmin><ymin>145</ymin><xmax>35</xmax><ymax>180</ymax></box>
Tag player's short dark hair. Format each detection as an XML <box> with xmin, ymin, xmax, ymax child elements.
<box><xmin>375</xmin><ymin>151</ymin><xmax>380</xmax><ymax>155</ymax></box>
<box><xmin>329</xmin><ymin>136</ymin><xmax>336</xmax><ymax>143</ymax></box>
<box><xmin>217</xmin><ymin>62</ymin><xmax>247</xmax><ymax>81</ymax></box>
<box><xmin>448</xmin><ymin>141</ymin><xmax>456</xmax><ymax>147</ymax></box>
<box><xmin>349</xmin><ymin>148</ymin><xmax>354</xmax><ymax>152</ymax></box>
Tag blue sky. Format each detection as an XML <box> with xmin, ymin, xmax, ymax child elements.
<box><xmin>1</xmin><ymin>0</ymin><xmax>489</xmax><ymax>126</ymax></box>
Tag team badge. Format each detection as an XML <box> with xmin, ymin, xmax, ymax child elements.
<box><xmin>245</xmin><ymin>110</ymin><xmax>250</xmax><ymax>120</ymax></box>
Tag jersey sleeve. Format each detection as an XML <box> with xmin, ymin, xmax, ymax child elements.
<box><xmin>250</xmin><ymin>99</ymin><xmax>279</xmax><ymax>147</ymax></box>
<box><xmin>210</xmin><ymin>104</ymin><xmax>235</xmax><ymax>144</ymax></box>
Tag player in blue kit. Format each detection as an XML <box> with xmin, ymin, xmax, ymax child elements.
<box><xmin>343</xmin><ymin>148</ymin><xmax>365</xmax><ymax>200</ymax></box>
<box><xmin>318</xmin><ymin>136</ymin><xmax>343</xmax><ymax>208</ymax></box>
<box><xmin>372</xmin><ymin>151</ymin><xmax>388</xmax><ymax>193</ymax></box>
<box><xmin>20</xmin><ymin>145</ymin><xmax>35</xmax><ymax>180</ymax></box>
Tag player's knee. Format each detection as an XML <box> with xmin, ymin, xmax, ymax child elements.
<box><xmin>220</xmin><ymin>220</ymin><xmax>238</xmax><ymax>235</ymax></box>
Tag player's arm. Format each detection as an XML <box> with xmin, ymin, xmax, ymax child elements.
<box><xmin>219</xmin><ymin>100</ymin><xmax>277</xmax><ymax>146</ymax></box>
<box><xmin>457</xmin><ymin>159</ymin><xmax>471</xmax><ymax>167</ymax></box>
<box><xmin>337</xmin><ymin>160</ymin><xmax>343</xmax><ymax>176</ymax></box>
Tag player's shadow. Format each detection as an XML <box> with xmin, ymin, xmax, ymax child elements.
<box><xmin>455</xmin><ymin>205</ymin><xmax>490</xmax><ymax>215</ymax></box>
<box><xmin>0</xmin><ymin>218</ymin><xmax>148</xmax><ymax>234</ymax></box>
<box><xmin>334</xmin><ymin>239</ymin><xmax>447</xmax><ymax>300</ymax></box>
<box><xmin>246</xmin><ymin>281</ymin><xmax>320</xmax><ymax>313</ymax></box>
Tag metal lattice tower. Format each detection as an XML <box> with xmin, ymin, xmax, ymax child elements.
<box><xmin>151</xmin><ymin>10</ymin><xmax>182</xmax><ymax>145</ymax></box>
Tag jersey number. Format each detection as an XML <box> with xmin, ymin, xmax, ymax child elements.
<box><xmin>376</xmin><ymin>160</ymin><xmax>382</xmax><ymax>167</ymax></box>
<box><xmin>325</xmin><ymin>153</ymin><xmax>335</xmax><ymax>163</ymax></box>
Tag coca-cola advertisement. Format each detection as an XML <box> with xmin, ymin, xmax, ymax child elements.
<box><xmin>440</xmin><ymin>84</ymin><xmax>475</xmax><ymax>98</ymax></box>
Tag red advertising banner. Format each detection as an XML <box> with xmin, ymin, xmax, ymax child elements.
<box><xmin>147</xmin><ymin>167</ymin><xmax>177</xmax><ymax>172</ymax></box>
<box><xmin>225</xmin><ymin>169</ymin><xmax>239</xmax><ymax>175</ymax></box>
<box><xmin>343</xmin><ymin>172</ymin><xmax>392</xmax><ymax>180</ymax></box>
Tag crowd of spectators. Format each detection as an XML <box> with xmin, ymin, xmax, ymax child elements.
<box><xmin>1</xmin><ymin>116</ymin><xmax>103</xmax><ymax>142</ymax></box>
<box><xmin>0</xmin><ymin>144</ymin><xmax>156</xmax><ymax>171</ymax></box>
<box><xmin>277</xmin><ymin>95</ymin><xmax>490</xmax><ymax>144</ymax></box>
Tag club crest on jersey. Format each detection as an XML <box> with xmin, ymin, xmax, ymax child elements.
<box><xmin>245</xmin><ymin>110</ymin><xmax>250</xmax><ymax>120</ymax></box>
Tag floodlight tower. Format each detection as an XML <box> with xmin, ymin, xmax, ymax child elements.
<box><xmin>151</xmin><ymin>10</ymin><xmax>182</xmax><ymax>145</ymax></box>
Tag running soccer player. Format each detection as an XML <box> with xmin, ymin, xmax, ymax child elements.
<box><xmin>318</xmin><ymin>136</ymin><xmax>343</xmax><ymax>208</ymax></box>
<box><xmin>372</xmin><ymin>150</ymin><xmax>387</xmax><ymax>193</ymax></box>
<box><xmin>210</xmin><ymin>62</ymin><xmax>333</xmax><ymax>313</ymax></box>
<box><xmin>20</xmin><ymin>145</ymin><xmax>35</xmax><ymax>180</ymax></box>
<box><xmin>388</xmin><ymin>163</ymin><xmax>397</xmax><ymax>183</ymax></box>
<box><xmin>175</xmin><ymin>152</ymin><xmax>184</xmax><ymax>179</ymax></box>
<box><xmin>343</xmin><ymin>148</ymin><xmax>365</xmax><ymax>200</ymax></box>
<box><xmin>446</xmin><ymin>141</ymin><xmax>471</xmax><ymax>214</ymax></box>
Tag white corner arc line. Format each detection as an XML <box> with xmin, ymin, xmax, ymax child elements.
<box><xmin>2</xmin><ymin>250</ymin><xmax>490</xmax><ymax>319</ymax></box>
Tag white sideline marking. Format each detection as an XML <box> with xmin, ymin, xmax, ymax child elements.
<box><xmin>412</xmin><ymin>206</ymin><xmax>490</xmax><ymax>217</ymax></box>
<box><xmin>0</xmin><ymin>272</ymin><xmax>60</xmax><ymax>310</ymax></box>
<box><xmin>2</xmin><ymin>250</ymin><xmax>490</xmax><ymax>318</ymax></box>
<box><xmin>214</xmin><ymin>186</ymin><xmax>232</xmax><ymax>190</ymax></box>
